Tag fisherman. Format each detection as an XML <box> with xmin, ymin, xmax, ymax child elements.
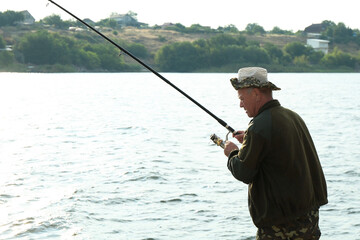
<box><xmin>224</xmin><ymin>67</ymin><xmax>328</xmax><ymax>240</ymax></box>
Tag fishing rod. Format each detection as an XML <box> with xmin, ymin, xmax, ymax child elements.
<box><xmin>48</xmin><ymin>0</ymin><xmax>236</xmax><ymax>146</ymax></box>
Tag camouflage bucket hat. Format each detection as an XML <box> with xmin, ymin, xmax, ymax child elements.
<box><xmin>230</xmin><ymin>67</ymin><xmax>281</xmax><ymax>90</ymax></box>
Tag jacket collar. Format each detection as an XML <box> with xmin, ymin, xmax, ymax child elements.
<box><xmin>256</xmin><ymin>99</ymin><xmax>280</xmax><ymax>117</ymax></box>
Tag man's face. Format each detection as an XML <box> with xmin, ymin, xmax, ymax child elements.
<box><xmin>237</xmin><ymin>88</ymin><xmax>257</xmax><ymax>118</ymax></box>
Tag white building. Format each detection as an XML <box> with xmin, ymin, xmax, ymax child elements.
<box><xmin>20</xmin><ymin>10</ymin><xmax>35</xmax><ymax>25</ymax></box>
<box><xmin>110</xmin><ymin>14</ymin><xmax>137</xmax><ymax>26</ymax></box>
<box><xmin>306</xmin><ymin>39</ymin><xmax>330</xmax><ymax>54</ymax></box>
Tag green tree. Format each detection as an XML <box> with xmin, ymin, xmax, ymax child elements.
<box><xmin>193</xmin><ymin>39</ymin><xmax>207</xmax><ymax>48</ymax></box>
<box><xmin>208</xmin><ymin>34</ymin><xmax>246</xmax><ymax>47</ymax></box>
<box><xmin>0</xmin><ymin>51</ymin><xmax>15</xmax><ymax>66</ymax></box>
<box><xmin>82</xmin><ymin>43</ymin><xmax>128</xmax><ymax>71</ymax></box>
<box><xmin>283</xmin><ymin>42</ymin><xmax>309</xmax><ymax>58</ymax></box>
<box><xmin>42</xmin><ymin>14</ymin><xmax>71</xmax><ymax>29</ymax></box>
<box><xmin>186</xmin><ymin>24</ymin><xmax>213</xmax><ymax>34</ymax></box>
<box><xmin>75</xmin><ymin>48</ymin><xmax>101</xmax><ymax>69</ymax></box>
<box><xmin>321</xmin><ymin>47</ymin><xmax>356</xmax><ymax>68</ymax></box>
<box><xmin>218</xmin><ymin>24</ymin><xmax>239</xmax><ymax>33</ymax></box>
<box><xmin>14</xmin><ymin>29</ymin><xmax>139</xmax><ymax>71</ymax></box>
<box><xmin>333</xmin><ymin>22</ymin><xmax>353</xmax><ymax>43</ymax></box>
<box><xmin>164</xmin><ymin>23</ymin><xmax>186</xmax><ymax>32</ymax></box>
<box><xmin>208</xmin><ymin>46</ymin><xmax>245</xmax><ymax>66</ymax></box>
<box><xmin>15</xmin><ymin>31</ymin><xmax>72</xmax><ymax>64</ymax></box>
<box><xmin>308</xmin><ymin>50</ymin><xmax>324</xmax><ymax>64</ymax></box>
<box><xmin>293</xmin><ymin>55</ymin><xmax>309</xmax><ymax>66</ymax></box>
<box><xmin>321</xmin><ymin>20</ymin><xmax>336</xmax><ymax>29</ymax></box>
<box><xmin>0</xmin><ymin>10</ymin><xmax>24</xmax><ymax>26</ymax></box>
<box><xmin>245</xmin><ymin>23</ymin><xmax>266</xmax><ymax>35</ymax></box>
<box><xmin>263</xmin><ymin>43</ymin><xmax>283</xmax><ymax>63</ymax></box>
<box><xmin>125</xmin><ymin>42</ymin><xmax>148</xmax><ymax>58</ymax></box>
<box><xmin>243</xmin><ymin>45</ymin><xmax>271</xmax><ymax>64</ymax></box>
<box><xmin>108</xmin><ymin>19</ymin><xmax>118</xmax><ymax>29</ymax></box>
<box><xmin>0</xmin><ymin>36</ymin><xmax>6</xmax><ymax>48</ymax></box>
<box><xmin>270</xmin><ymin>26</ymin><xmax>293</xmax><ymax>35</ymax></box>
<box><xmin>97</xmin><ymin>18</ymin><xmax>118</xmax><ymax>28</ymax></box>
<box><xmin>322</xmin><ymin>21</ymin><xmax>354</xmax><ymax>43</ymax></box>
<box><xmin>281</xmin><ymin>53</ymin><xmax>293</xmax><ymax>65</ymax></box>
<box><xmin>127</xmin><ymin>11</ymin><xmax>138</xmax><ymax>20</ymax></box>
<box><xmin>155</xmin><ymin>42</ymin><xmax>204</xmax><ymax>71</ymax></box>
<box><xmin>354</xmin><ymin>29</ymin><xmax>360</xmax><ymax>46</ymax></box>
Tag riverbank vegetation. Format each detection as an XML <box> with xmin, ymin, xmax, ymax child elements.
<box><xmin>0</xmin><ymin>10</ymin><xmax>359</xmax><ymax>72</ymax></box>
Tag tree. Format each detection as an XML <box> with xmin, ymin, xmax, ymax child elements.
<box><xmin>97</xmin><ymin>18</ymin><xmax>118</xmax><ymax>28</ymax></box>
<box><xmin>187</xmin><ymin>24</ymin><xmax>213</xmax><ymax>33</ymax></box>
<box><xmin>0</xmin><ymin>36</ymin><xmax>6</xmax><ymax>49</ymax></box>
<box><xmin>208</xmin><ymin>34</ymin><xmax>246</xmax><ymax>47</ymax></box>
<box><xmin>14</xmin><ymin>29</ymin><xmax>141</xmax><ymax>71</ymax></box>
<box><xmin>218</xmin><ymin>24</ymin><xmax>239</xmax><ymax>33</ymax></box>
<box><xmin>308</xmin><ymin>51</ymin><xmax>324</xmax><ymax>64</ymax></box>
<box><xmin>293</xmin><ymin>55</ymin><xmax>309</xmax><ymax>66</ymax></box>
<box><xmin>270</xmin><ymin>26</ymin><xmax>293</xmax><ymax>35</ymax></box>
<box><xmin>263</xmin><ymin>43</ymin><xmax>283</xmax><ymax>63</ymax></box>
<box><xmin>0</xmin><ymin>10</ymin><xmax>24</xmax><ymax>26</ymax></box>
<box><xmin>124</xmin><ymin>42</ymin><xmax>148</xmax><ymax>58</ymax></box>
<box><xmin>77</xmin><ymin>49</ymin><xmax>101</xmax><ymax>69</ymax></box>
<box><xmin>108</xmin><ymin>19</ymin><xmax>118</xmax><ymax>29</ymax></box>
<box><xmin>155</xmin><ymin>42</ymin><xmax>204</xmax><ymax>71</ymax></box>
<box><xmin>321</xmin><ymin>20</ymin><xmax>336</xmax><ymax>29</ymax></box>
<box><xmin>245</xmin><ymin>23</ymin><xmax>266</xmax><ymax>35</ymax></box>
<box><xmin>15</xmin><ymin>31</ymin><xmax>72</xmax><ymax>65</ymax></box>
<box><xmin>81</xmin><ymin>43</ymin><xmax>128</xmax><ymax>71</ymax></box>
<box><xmin>127</xmin><ymin>11</ymin><xmax>138</xmax><ymax>20</ymax></box>
<box><xmin>0</xmin><ymin>51</ymin><xmax>15</xmax><ymax>66</ymax></box>
<box><xmin>333</xmin><ymin>22</ymin><xmax>353</xmax><ymax>43</ymax></box>
<box><xmin>283</xmin><ymin>42</ymin><xmax>309</xmax><ymax>58</ymax></box>
<box><xmin>208</xmin><ymin>46</ymin><xmax>246</xmax><ymax>66</ymax></box>
<box><xmin>42</xmin><ymin>14</ymin><xmax>71</xmax><ymax>29</ymax></box>
<box><xmin>322</xmin><ymin>21</ymin><xmax>354</xmax><ymax>43</ymax></box>
<box><xmin>321</xmin><ymin>47</ymin><xmax>356</xmax><ymax>68</ymax></box>
<box><xmin>243</xmin><ymin>45</ymin><xmax>271</xmax><ymax>64</ymax></box>
<box><xmin>163</xmin><ymin>23</ymin><xmax>186</xmax><ymax>32</ymax></box>
<box><xmin>354</xmin><ymin>29</ymin><xmax>360</xmax><ymax>46</ymax></box>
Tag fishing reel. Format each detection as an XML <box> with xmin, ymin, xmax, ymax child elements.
<box><xmin>210</xmin><ymin>132</ymin><xmax>231</xmax><ymax>149</ymax></box>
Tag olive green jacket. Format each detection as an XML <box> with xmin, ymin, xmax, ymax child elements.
<box><xmin>228</xmin><ymin>100</ymin><xmax>328</xmax><ymax>228</ymax></box>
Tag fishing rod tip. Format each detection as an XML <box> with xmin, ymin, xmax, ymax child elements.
<box><xmin>47</xmin><ymin>0</ymin><xmax>56</xmax><ymax>7</ymax></box>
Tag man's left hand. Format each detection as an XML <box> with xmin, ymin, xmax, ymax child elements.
<box><xmin>224</xmin><ymin>141</ymin><xmax>239</xmax><ymax>157</ymax></box>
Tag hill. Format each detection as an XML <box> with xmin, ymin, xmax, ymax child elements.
<box><xmin>0</xmin><ymin>24</ymin><xmax>312</xmax><ymax>56</ymax></box>
<box><xmin>92</xmin><ymin>27</ymin><xmax>360</xmax><ymax>57</ymax></box>
<box><xmin>1</xmin><ymin>23</ymin><xmax>359</xmax><ymax>72</ymax></box>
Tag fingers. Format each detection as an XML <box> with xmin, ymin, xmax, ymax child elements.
<box><xmin>233</xmin><ymin>131</ymin><xmax>245</xmax><ymax>144</ymax></box>
<box><xmin>233</xmin><ymin>130</ymin><xmax>244</xmax><ymax>137</ymax></box>
<box><xmin>224</xmin><ymin>141</ymin><xmax>239</xmax><ymax>157</ymax></box>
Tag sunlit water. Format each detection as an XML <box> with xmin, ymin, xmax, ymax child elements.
<box><xmin>0</xmin><ymin>72</ymin><xmax>359</xmax><ymax>240</ymax></box>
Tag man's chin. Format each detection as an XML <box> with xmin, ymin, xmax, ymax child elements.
<box><xmin>245</xmin><ymin>111</ymin><xmax>253</xmax><ymax>118</ymax></box>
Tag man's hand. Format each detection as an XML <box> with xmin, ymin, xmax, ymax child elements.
<box><xmin>233</xmin><ymin>131</ymin><xmax>245</xmax><ymax>144</ymax></box>
<box><xmin>224</xmin><ymin>141</ymin><xmax>239</xmax><ymax>157</ymax></box>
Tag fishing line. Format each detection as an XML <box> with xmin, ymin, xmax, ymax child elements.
<box><xmin>48</xmin><ymin>0</ymin><xmax>236</xmax><ymax>139</ymax></box>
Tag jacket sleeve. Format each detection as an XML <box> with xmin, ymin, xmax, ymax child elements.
<box><xmin>227</xmin><ymin>129</ymin><xmax>267</xmax><ymax>184</ymax></box>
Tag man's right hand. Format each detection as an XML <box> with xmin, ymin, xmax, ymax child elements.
<box><xmin>233</xmin><ymin>131</ymin><xmax>245</xmax><ymax>143</ymax></box>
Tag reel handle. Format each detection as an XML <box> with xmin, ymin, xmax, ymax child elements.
<box><xmin>210</xmin><ymin>133</ymin><xmax>225</xmax><ymax>149</ymax></box>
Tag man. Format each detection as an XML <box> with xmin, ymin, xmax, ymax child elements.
<box><xmin>224</xmin><ymin>67</ymin><xmax>328</xmax><ymax>240</ymax></box>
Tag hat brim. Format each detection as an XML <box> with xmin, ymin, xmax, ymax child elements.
<box><xmin>230</xmin><ymin>77</ymin><xmax>281</xmax><ymax>91</ymax></box>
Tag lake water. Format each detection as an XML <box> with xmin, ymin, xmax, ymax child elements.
<box><xmin>0</xmin><ymin>72</ymin><xmax>359</xmax><ymax>240</ymax></box>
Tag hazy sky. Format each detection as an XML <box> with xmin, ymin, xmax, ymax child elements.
<box><xmin>1</xmin><ymin>0</ymin><xmax>359</xmax><ymax>31</ymax></box>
